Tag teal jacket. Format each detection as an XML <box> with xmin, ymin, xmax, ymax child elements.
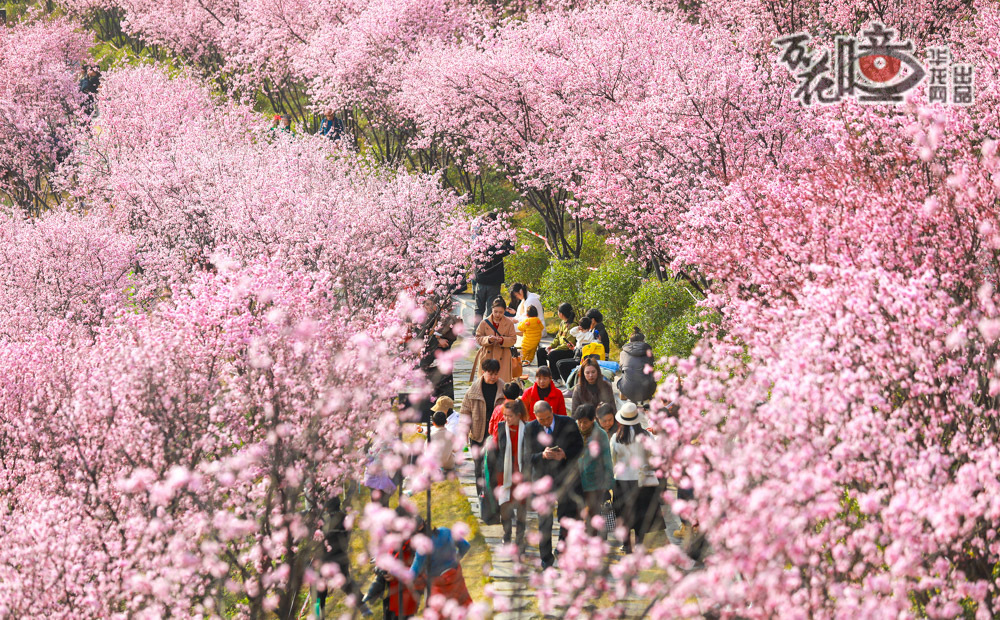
<box><xmin>579</xmin><ymin>426</ymin><xmax>614</xmax><ymax>492</ymax></box>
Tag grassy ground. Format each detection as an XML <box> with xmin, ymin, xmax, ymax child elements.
<box><xmin>317</xmin><ymin>432</ymin><xmax>492</xmax><ymax>619</ymax></box>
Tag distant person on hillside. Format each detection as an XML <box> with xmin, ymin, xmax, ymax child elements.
<box><xmin>79</xmin><ymin>65</ymin><xmax>100</xmax><ymax>115</ymax></box>
<box><xmin>77</xmin><ymin>64</ymin><xmax>91</xmax><ymax>95</ymax></box>
<box><xmin>537</xmin><ymin>303</ymin><xmax>576</xmax><ymax>384</ymax></box>
<box><xmin>319</xmin><ymin>111</ymin><xmax>344</xmax><ymax>140</ymax></box>
<box><xmin>279</xmin><ymin>115</ymin><xmax>293</xmax><ymax>133</ymax></box>
<box><xmin>517</xmin><ymin>305</ymin><xmax>544</xmax><ymax>365</ymax></box>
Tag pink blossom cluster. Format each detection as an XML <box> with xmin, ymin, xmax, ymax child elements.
<box><xmin>0</xmin><ymin>59</ymin><xmax>477</xmax><ymax>616</ymax></box>
<box><xmin>0</xmin><ymin>17</ymin><xmax>90</xmax><ymax>211</ymax></box>
<box><xmin>64</xmin><ymin>65</ymin><xmax>471</xmax><ymax>318</ymax></box>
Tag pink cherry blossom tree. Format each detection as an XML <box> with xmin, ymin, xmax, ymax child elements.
<box><xmin>0</xmin><ymin>59</ymin><xmax>478</xmax><ymax>617</ymax></box>
<box><xmin>0</xmin><ymin>17</ymin><xmax>91</xmax><ymax>213</ymax></box>
<box><xmin>64</xmin><ymin>64</ymin><xmax>472</xmax><ymax>315</ymax></box>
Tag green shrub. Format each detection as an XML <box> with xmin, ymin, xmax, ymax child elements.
<box><xmin>504</xmin><ymin>231</ymin><xmax>550</xmax><ymax>291</ymax></box>
<box><xmin>583</xmin><ymin>256</ymin><xmax>643</xmax><ymax>346</ymax></box>
<box><xmin>653</xmin><ymin>306</ymin><xmax>719</xmax><ymax>360</ymax></box>
<box><xmin>578</xmin><ymin>230</ymin><xmax>608</xmax><ymax>268</ymax></box>
<box><xmin>623</xmin><ymin>278</ymin><xmax>698</xmax><ymax>342</ymax></box>
<box><xmin>540</xmin><ymin>260</ymin><xmax>589</xmax><ymax>314</ymax></box>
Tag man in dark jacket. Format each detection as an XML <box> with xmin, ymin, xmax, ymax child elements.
<box><xmin>617</xmin><ymin>328</ymin><xmax>657</xmax><ymax>404</ymax></box>
<box><xmin>523</xmin><ymin>400</ymin><xmax>584</xmax><ymax>569</ymax></box>
<box><xmin>79</xmin><ymin>65</ymin><xmax>100</xmax><ymax>115</ymax></box>
<box><xmin>319</xmin><ymin>111</ymin><xmax>344</xmax><ymax>140</ymax></box>
<box><xmin>471</xmin><ymin>213</ymin><xmax>513</xmax><ymax>327</ymax></box>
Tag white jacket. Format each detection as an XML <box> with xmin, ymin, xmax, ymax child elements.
<box><xmin>569</xmin><ymin>327</ymin><xmax>596</xmax><ymax>354</ymax></box>
<box><xmin>514</xmin><ymin>292</ymin><xmax>545</xmax><ymax>324</ymax></box>
<box><xmin>610</xmin><ymin>437</ymin><xmax>658</xmax><ymax>486</ymax></box>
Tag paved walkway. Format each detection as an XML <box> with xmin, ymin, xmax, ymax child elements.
<box><xmin>450</xmin><ymin>295</ymin><xmax>678</xmax><ymax>618</ymax></box>
<box><xmin>452</xmin><ymin>295</ymin><xmax>537</xmax><ymax>617</ymax></box>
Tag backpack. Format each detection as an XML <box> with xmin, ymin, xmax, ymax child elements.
<box><xmin>580</xmin><ymin>341</ymin><xmax>606</xmax><ymax>362</ymax></box>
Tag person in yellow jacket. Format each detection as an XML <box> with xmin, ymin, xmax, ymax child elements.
<box><xmin>516</xmin><ymin>305</ymin><xmax>544</xmax><ymax>366</ymax></box>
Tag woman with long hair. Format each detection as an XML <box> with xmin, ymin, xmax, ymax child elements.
<box><xmin>610</xmin><ymin>403</ymin><xmax>663</xmax><ymax>553</ymax></box>
<box><xmin>538</xmin><ymin>303</ymin><xmax>576</xmax><ymax>383</ymax></box>
<box><xmin>571</xmin><ymin>357</ymin><xmax>615</xmax><ymax>411</ymax></box>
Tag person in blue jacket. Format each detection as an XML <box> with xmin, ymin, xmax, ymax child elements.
<box><xmin>319</xmin><ymin>111</ymin><xmax>344</xmax><ymax>140</ymax></box>
<box><xmin>410</xmin><ymin>523</ymin><xmax>473</xmax><ymax>608</ymax></box>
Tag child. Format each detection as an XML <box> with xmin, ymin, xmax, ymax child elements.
<box><xmin>569</xmin><ymin>316</ymin><xmax>596</xmax><ymax>356</ymax></box>
<box><xmin>517</xmin><ymin>305</ymin><xmax>544</xmax><ymax>365</ymax></box>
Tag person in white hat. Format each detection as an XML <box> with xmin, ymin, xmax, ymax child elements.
<box><xmin>610</xmin><ymin>402</ymin><xmax>663</xmax><ymax>553</ymax></box>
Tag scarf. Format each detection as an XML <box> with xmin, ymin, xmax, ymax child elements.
<box><xmin>499</xmin><ymin>422</ymin><xmax>524</xmax><ymax>505</ymax></box>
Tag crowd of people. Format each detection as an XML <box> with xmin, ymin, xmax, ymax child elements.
<box><xmin>272</xmin><ymin>219</ymin><xmax>673</xmax><ymax>617</ymax></box>
<box><xmin>326</xmin><ymin>273</ymin><xmax>674</xmax><ymax>617</ymax></box>
<box><xmin>467</xmin><ymin>354</ymin><xmax>667</xmax><ymax>565</ymax></box>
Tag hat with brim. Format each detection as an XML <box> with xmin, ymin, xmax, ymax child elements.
<box><xmin>431</xmin><ymin>396</ymin><xmax>454</xmax><ymax>413</ymax></box>
<box><xmin>615</xmin><ymin>402</ymin><xmax>641</xmax><ymax>426</ymax></box>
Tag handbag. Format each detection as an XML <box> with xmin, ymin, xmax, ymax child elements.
<box><xmin>510</xmin><ymin>354</ymin><xmax>523</xmax><ymax>379</ymax></box>
<box><xmin>601</xmin><ymin>499</ymin><xmax>617</xmax><ymax>535</ymax></box>
<box><xmin>479</xmin><ymin>449</ymin><xmax>501</xmax><ymax>525</ymax></box>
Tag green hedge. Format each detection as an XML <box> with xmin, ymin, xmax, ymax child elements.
<box><xmin>504</xmin><ymin>231</ymin><xmax>549</xmax><ymax>292</ymax></box>
<box><xmin>653</xmin><ymin>306</ymin><xmax>719</xmax><ymax>360</ymax></box>
<box><xmin>623</xmin><ymin>278</ymin><xmax>698</xmax><ymax>341</ymax></box>
<box><xmin>583</xmin><ymin>256</ymin><xmax>642</xmax><ymax>346</ymax></box>
<box><xmin>540</xmin><ymin>260</ymin><xmax>589</xmax><ymax>316</ymax></box>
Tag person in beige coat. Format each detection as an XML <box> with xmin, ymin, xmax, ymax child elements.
<box><xmin>471</xmin><ymin>297</ymin><xmax>518</xmax><ymax>383</ymax></box>
<box><xmin>461</xmin><ymin>357</ymin><xmax>506</xmax><ymax>498</ymax></box>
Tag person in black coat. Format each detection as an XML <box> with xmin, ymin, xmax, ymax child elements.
<box><xmin>585</xmin><ymin>309</ymin><xmax>611</xmax><ymax>360</ymax></box>
<box><xmin>317</xmin><ymin>497</ymin><xmax>369</xmax><ymax>615</ymax></box>
<box><xmin>523</xmin><ymin>400</ymin><xmax>584</xmax><ymax>569</ymax></box>
<box><xmin>471</xmin><ymin>212</ymin><xmax>514</xmax><ymax>327</ymax></box>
